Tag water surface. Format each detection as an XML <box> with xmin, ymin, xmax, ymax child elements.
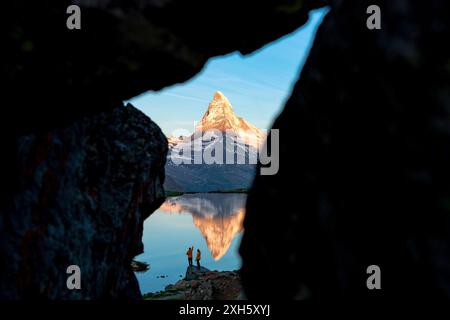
<box><xmin>135</xmin><ymin>193</ymin><xmax>246</xmax><ymax>293</ymax></box>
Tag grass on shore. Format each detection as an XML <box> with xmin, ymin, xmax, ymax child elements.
<box><xmin>208</xmin><ymin>188</ymin><xmax>248</xmax><ymax>194</ymax></box>
<box><xmin>165</xmin><ymin>190</ymin><xmax>184</xmax><ymax>197</ymax></box>
<box><xmin>165</xmin><ymin>189</ymin><xmax>248</xmax><ymax>198</ymax></box>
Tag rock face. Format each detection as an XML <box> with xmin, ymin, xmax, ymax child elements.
<box><xmin>144</xmin><ymin>267</ymin><xmax>242</xmax><ymax>300</ymax></box>
<box><xmin>0</xmin><ymin>104</ymin><xmax>167</xmax><ymax>299</ymax></box>
<box><xmin>240</xmin><ymin>0</ymin><xmax>450</xmax><ymax>299</ymax></box>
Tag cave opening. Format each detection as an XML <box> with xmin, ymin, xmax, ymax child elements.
<box><xmin>128</xmin><ymin>8</ymin><xmax>328</xmax><ymax>298</ymax></box>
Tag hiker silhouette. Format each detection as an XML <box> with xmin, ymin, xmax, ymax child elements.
<box><xmin>186</xmin><ymin>246</ymin><xmax>193</xmax><ymax>266</ymax></box>
<box><xmin>195</xmin><ymin>249</ymin><xmax>201</xmax><ymax>269</ymax></box>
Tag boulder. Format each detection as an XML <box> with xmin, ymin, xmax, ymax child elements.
<box><xmin>185</xmin><ymin>266</ymin><xmax>211</xmax><ymax>281</ymax></box>
<box><xmin>0</xmin><ymin>104</ymin><xmax>167</xmax><ymax>299</ymax></box>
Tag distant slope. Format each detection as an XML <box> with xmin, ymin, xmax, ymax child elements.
<box><xmin>165</xmin><ymin>162</ymin><xmax>256</xmax><ymax>192</ymax></box>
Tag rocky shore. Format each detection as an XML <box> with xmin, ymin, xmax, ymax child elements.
<box><xmin>143</xmin><ymin>266</ymin><xmax>243</xmax><ymax>300</ymax></box>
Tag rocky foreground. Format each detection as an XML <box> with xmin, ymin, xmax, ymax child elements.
<box><xmin>143</xmin><ymin>266</ymin><xmax>243</xmax><ymax>300</ymax></box>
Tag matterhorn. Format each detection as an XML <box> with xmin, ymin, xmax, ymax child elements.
<box><xmin>194</xmin><ymin>91</ymin><xmax>265</xmax><ymax>148</ymax></box>
<box><xmin>165</xmin><ymin>91</ymin><xmax>266</xmax><ymax>192</ymax></box>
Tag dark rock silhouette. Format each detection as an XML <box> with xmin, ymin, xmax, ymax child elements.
<box><xmin>0</xmin><ymin>105</ymin><xmax>167</xmax><ymax>299</ymax></box>
<box><xmin>240</xmin><ymin>0</ymin><xmax>450</xmax><ymax>299</ymax></box>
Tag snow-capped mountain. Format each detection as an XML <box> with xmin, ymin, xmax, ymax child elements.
<box><xmin>195</xmin><ymin>91</ymin><xmax>265</xmax><ymax>149</ymax></box>
<box><xmin>167</xmin><ymin>135</ymin><xmax>187</xmax><ymax>149</ymax></box>
<box><xmin>164</xmin><ymin>91</ymin><xmax>265</xmax><ymax>192</ymax></box>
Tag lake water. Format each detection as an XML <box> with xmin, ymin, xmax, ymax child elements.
<box><xmin>135</xmin><ymin>193</ymin><xmax>246</xmax><ymax>294</ymax></box>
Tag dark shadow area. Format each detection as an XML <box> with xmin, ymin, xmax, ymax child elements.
<box><xmin>240</xmin><ymin>0</ymin><xmax>450</xmax><ymax>300</ymax></box>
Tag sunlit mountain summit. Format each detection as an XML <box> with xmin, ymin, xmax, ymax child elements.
<box><xmin>165</xmin><ymin>91</ymin><xmax>266</xmax><ymax>192</ymax></box>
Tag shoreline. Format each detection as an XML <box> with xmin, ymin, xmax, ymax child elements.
<box><xmin>165</xmin><ymin>189</ymin><xmax>249</xmax><ymax>198</ymax></box>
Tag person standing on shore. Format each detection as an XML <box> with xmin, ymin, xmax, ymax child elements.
<box><xmin>186</xmin><ymin>246</ymin><xmax>193</xmax><ymax>266</ymax></box>
<box><xmin>195</xmin><ymin>249</ymin><xmax>201</xmax><ymax>269</ymax></box>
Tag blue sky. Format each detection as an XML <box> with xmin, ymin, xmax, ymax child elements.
<box><xmin>129</xmin><ymin>8</ymin><xmax>328</xmax><ymax>136</ymax></box>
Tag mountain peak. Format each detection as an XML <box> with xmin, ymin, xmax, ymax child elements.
<box><xmin>213</xmin><ymin>90</ymin><xmax>226</xmax><ymax>100</ymax></box>
<box><xmin>196</xmin><ymin>91</ymin><xmax>237</xmax><ymax>132</ymax></box>
<box><xmin>207</xmin><ymin>91</ymin><xmax>234</xmax><ymax>113</ymax></box>
<box><xmin>193</xmin><ymin>91</ymin><xmax>266</xmax><ymax>148</ymax></box>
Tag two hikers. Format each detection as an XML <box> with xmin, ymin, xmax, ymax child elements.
<box><xmin>186</xmin><ymin>246</ymin><xmax>202</xmax><ymax>269</ymax></box>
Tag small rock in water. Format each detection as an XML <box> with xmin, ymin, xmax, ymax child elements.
<box><xmin>131</xmin><ymin>260</ymin><xmax>150</xmax><ymax>272</ymax></box>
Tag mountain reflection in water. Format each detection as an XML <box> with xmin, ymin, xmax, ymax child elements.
<box><xmin>135</xmin><ymin>193</ymin><xmax>246</xmax><ymax>293</ymax></box>
<box><xmin>160</xmin><ymin>193</ymin><xmax>246</xmax><ymax>260</ymax></box>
